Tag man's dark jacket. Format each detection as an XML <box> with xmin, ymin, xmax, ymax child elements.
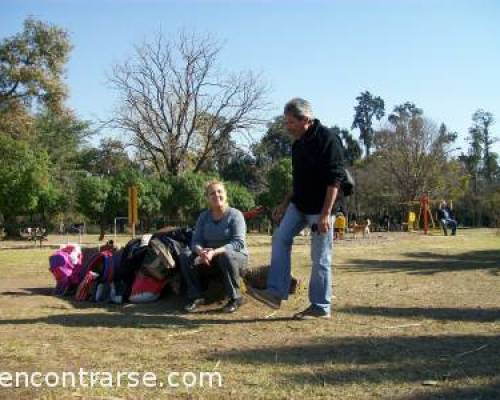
<box><xmin>291</xmin><ymin>119</ymin><xmax>345</xmax><ymax>214</ymax></box>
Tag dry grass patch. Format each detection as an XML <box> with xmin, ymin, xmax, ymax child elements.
<box><xmin>0</xmin><ymin>229</ymin><xmax>498</xmax><ymax>399</ymax></box>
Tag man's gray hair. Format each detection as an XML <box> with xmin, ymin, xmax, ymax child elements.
<box><xmin>284</xmin><ymin>98</ymin><xmax>314</xmax><ymax>120</ymax></box>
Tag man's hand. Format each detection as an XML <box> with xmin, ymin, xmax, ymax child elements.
<box><xmin>318</xmin><ymin>185</ymin><xmax>338</xmax><ymax>233</ymax></box>
<box><xmin>272</xmin><ymin>202</ymin><xmax>288</xmax><ymax>223</ymax></box>
<box><xmin>272</xmin><ymin>192</ymin><xmax>293</xmax><ymax>224</ymax></box>
<box><xmin>318</xmin><ymin>214</ymin><xmax>331</xmax><ymax>234</ymax></box>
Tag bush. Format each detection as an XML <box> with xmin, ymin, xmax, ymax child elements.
<box><xmin>225</xmin><ymin>182</ymin><xmax>255</xmax><ymax>211</ymax></box>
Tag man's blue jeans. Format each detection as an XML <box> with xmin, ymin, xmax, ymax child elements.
<box><xmin>266</xmin><ymin>203</ymin><xmax>334</xmax><ymax>313</ymax></box>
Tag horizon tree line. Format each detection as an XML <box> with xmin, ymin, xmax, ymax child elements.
<box><xmin>1</xmin><ymin>18</ymin><xmax>499</xmax><ymax>236</ymax></box>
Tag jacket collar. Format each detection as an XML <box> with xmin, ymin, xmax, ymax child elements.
<box><xmin>298</xmin><ymin>119</ymin><xmax>320</xmax><ymax>143</ymax></box>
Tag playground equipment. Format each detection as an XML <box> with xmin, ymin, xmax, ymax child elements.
<box><xmin>407</xmin><ymin>211</ymin><xmax>417</xmax><ymax>231</ymax></box>
<box><xmin>414</xmin><ymin>194</ymin><xmax>454</xmax><ymax>235</ymax></box>
<box><xmin>417</xmin><ymin>193</ymin><xmax>436</xmax><ymax>234</ymax></box>
<box><xmin>401</xmin><ymin>194</ymin><xmax>453</xmax><ymax>234</ymax></box>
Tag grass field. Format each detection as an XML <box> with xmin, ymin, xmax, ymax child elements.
<box><xmin>0</xmin><ymin>229</ymin><xmax>499</xmax><ymax>399</ymax></box>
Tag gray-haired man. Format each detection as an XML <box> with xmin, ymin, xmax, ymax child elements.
<box><xmin>248</xmin><ymin>98</ymin><xmax>345</xmax><ymax>319</ymax></box>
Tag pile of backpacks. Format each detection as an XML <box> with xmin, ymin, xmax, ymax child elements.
<box><xmin>48</xmin><ymin>228</ymin><xmax>193</xmax><ymax>304</ymax></box>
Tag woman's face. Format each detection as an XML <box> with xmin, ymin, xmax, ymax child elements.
<box><xmin>207</xmin><ymin>184</ymin><xmax>227</xmax><ymax>210</ymax></box>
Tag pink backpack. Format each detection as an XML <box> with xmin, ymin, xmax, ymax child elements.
<box><xmin>49</xmin><ymin>245</ymin><xmax>83</xmax><ymax>295</ymax></box>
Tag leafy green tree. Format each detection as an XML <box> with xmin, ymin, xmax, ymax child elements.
<box><xmin>220</xmin><ymin>150</ymin><xmax>260</xmax><ymax>190</ymax></box>
<box><xmin>0</xmin><ymin>18</ymin><xmax>91</xmax><ymax>230</ymax></box>
<box><xmin>105</xmin><ymin>176</ymin><xmax>129</xmax><ymax>222</ymax></box>
<box><xmin>386</xmin><ymin>102</ymin><xmax>423</xmax><ymax>126</ymax></box>
<box><xmin>74</xmin><ymin>169</ymin><xmax>168</xmax><ymax>234</ymax></box>
<box><xmin>352</xmin><ymin>91</ymin><xmax>385</xmax><ymax>157</ymax></box>
<box><xmin>0</xmin><ymin>136</ymin><xmax>50</xmax><ymax>235</ymax></box>
<box><xmin>157</xmin><ymin>172</ymin><xmax>254</xmax><ymax>225</ymax></box>
<box><xmin>257</xmin><ymin>158</ymin><xmax>292</xmax><ymax>209</ymax></box>
<box><xmin>0</xmin><ymin>17</ymin><xmax>72</xmax><ymax>138</ymax></box>
<box><xmin>35</xmin><ymin>183</ymin><xmax>67</xmax><ymax>227</ymax></box>
<box><xmin>460</xmin><ymin>125</ymin><xmax>483</xmax><ymax>194</ymax></box>
<box><xmin>136</xmin><ymin>175</ymin><xmax>173</xmax><ymax>231</ymax></box>
<box><xmin>350</xmin><ymin>158</ymin><xmax>399</xmax><ymax>219</ymax></box>
<box><xmin>252</xmin><ymin>116</ymin><xmax>292</xmax><ymax>168</ymax></box>
<box><xmin>33</xmin><ymin>110</ymin><xmax>92</xmax><ymax>169</ymax></box>
<box><xmin>471</xmin><ymin>109</ymin><xmax>497</xmax><ymax>182</ymax></box>
<box><xmin>225</xmin><ymin>182</ymin><xmax>255</xmax><ymax>211</ymax></box>
<box><xmin>457</xmin><ymin>111</ymin><xmax>498</xmax><ymax>226</ymax></box>
<box><xmin>77</xmin><ymin>138</ymin><xmax>133</xmax><ymax>177</ymax></box>
<box><xmin>332</xmin><ymin>126</ymin><xmax>362</xmax><ymax>166</ymax></box>
<box><xmin>75</xmin><ymin>175</ymin><xmax>112</xmax><ymax>235</ymax></box>
<box><xmin>483</xmin><ymin>187</ymin><xmax>500</xmax><ymax>227</ymax></box>
<box><xmin>162</xmin><ymin>172</ymin><xmax>218</xmax><ymax>223</ymax></box>
<box><xmin>99</xmin><ymin>169</ymin><xmax>160</xmax><ymax>232</ymax></box>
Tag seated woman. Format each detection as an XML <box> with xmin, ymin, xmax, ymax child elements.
<box><xmin>180</xmin><ymin>180</ymin><xmax>248</xmax><ymax>313</ymax></box>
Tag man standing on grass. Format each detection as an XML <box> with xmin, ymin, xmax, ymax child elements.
<box><xmin>248</xmin><ymin>98</ymin><xmax>346</xmax><ymax>319</ymax></box>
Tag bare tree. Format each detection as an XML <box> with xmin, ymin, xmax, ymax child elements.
<box><xmin>373</xmin><ymin>103</ymin><xmax>458</xmax><ymax>203</ymax></box>
<box><xmin>109</xmin><ymin>31</ymin><xmax>268</xmax><ymax>176</ymax></box>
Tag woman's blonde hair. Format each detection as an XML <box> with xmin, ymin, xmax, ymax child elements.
<box><xmin>205</xmin><ymin>180</ymin><xmax>228</xmax><ymax>205</ymax></box>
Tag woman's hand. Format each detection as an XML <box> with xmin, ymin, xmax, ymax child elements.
<box><xmin>199</xmin><ymin>249</ymin><xmax>211</xmax><ymax>265</ymax></box>
<box><xmin>199</xmin><ymin>248</ymin><xmax>217</xmax><ymax>265</ymax></box>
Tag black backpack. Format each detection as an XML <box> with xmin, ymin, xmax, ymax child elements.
<box><xmin>341</xmin><ymin>168</ymin><xmax>355</xmax><ymax>197</ymax></box>
<box><xmin>334</xmin><ymin>133</ymin><xmax>355</xmax><ymax>197</ymax></box>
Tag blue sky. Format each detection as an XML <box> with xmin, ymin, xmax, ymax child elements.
<box><xmin>1</xmin><ymin>0</ymin><xmax>499</xmax><ymax>155</ymax></box>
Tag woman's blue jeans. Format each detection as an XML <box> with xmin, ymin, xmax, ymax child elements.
<box><xmin>266</xmin><ymin>203</ymin><xmax>334</xmax><ymax>312</ymax></box>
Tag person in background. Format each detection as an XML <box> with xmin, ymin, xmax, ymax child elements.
<box><xmin>180</xmin><ymin>180</ymin><xmax>248</xmax><ymax>313</ymax></box>
<box><xmin>334</xmin><ymin>211</ymin><xmax>346</xmax><ymax>240</ymax></box>
<box><xmin>438</xmin><ymin>200</ymin><xmax>457</xmax><ymax>236</ymax></box>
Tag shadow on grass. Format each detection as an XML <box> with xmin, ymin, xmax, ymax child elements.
<box><xmin>342</xmin><ymin>249</ymin><xmax>500</xmax><ymax>275</ymax></box>
<box><xmin>338</xmin><ymin>305</ymin><xmax>500</xmax><ymax>322</ymax></box>
<box><xmin>401</xmin><ymin>378</ymin><xmax>500</xmax><ymax>400</ymax></box>
<box><xmin>0</xmin><ymin>287</ymin><xmax>54</xmax><ymax>296</ymax></box>
<box><xmin>0</xmin><ymin>286</ymin><xmax>294</xmax><ymax>328</ymax></box>
<box><xmin>0</xmin><ymin>312</ymin><xmax>198</xmax><ymax>329</ymax></box>
<box><xmin>0</xmin><ymin>310</ymin><xmax>293</xmax><ymax>329</ymax></box>
<box><xmin>213</xmin><ymin>334</ymin><xmax>500</xmax><ymax>399</ymax></box>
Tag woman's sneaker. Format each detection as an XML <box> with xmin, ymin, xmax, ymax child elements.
<box><xmin>293</xmin><ymin>305</ymin><xmax>331</xmax><ymax>320</ymax></box>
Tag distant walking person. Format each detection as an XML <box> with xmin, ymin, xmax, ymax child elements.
<box><xmin>248</xmin><ymin>98</ymin><xmax>346</xmax><ymax>319</ymax></box>
<box><xmin>438</xmin><ymin>200</ymin><xmax>457</xmax><ymax>236</ymax></box>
